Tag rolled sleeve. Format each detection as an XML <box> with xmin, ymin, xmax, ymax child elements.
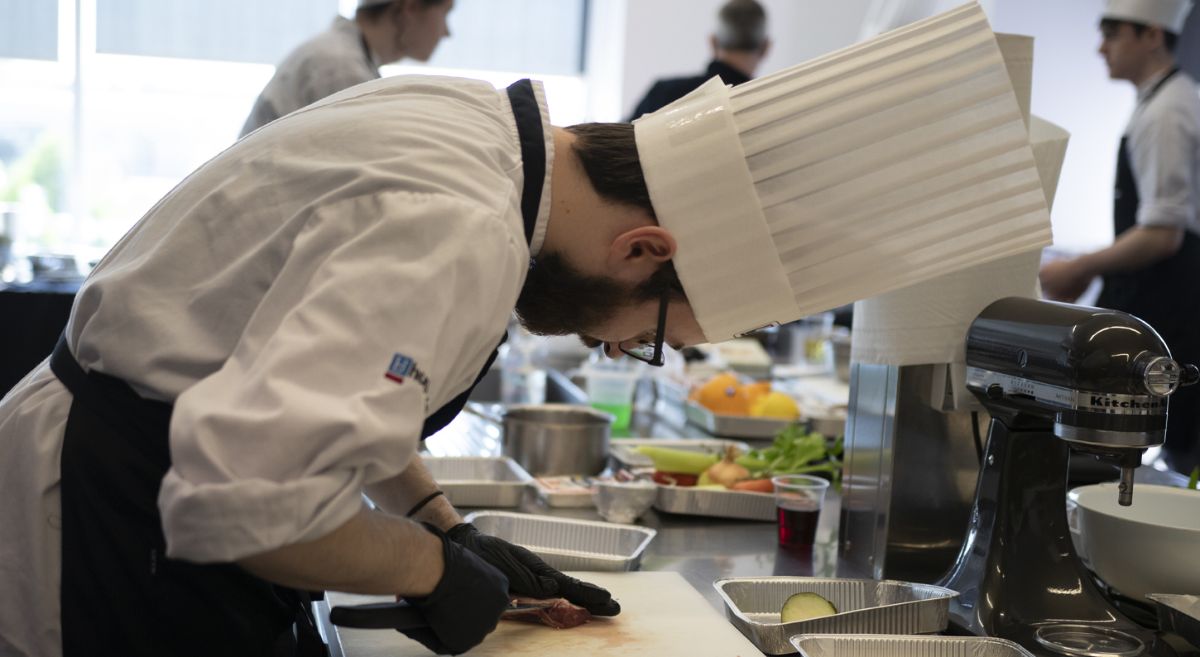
<box><xmin>159</xmin><ymin>192</ymin><xmax>523</xmax><ymax>563</ymax></box>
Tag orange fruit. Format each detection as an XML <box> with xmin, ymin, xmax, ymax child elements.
<box><xmin>696</xmin><ymin>373</ymin><xmax>749</xmax><ymax>415</ymax></box>
<box><xmin>737</xmin><ymin>381</ymin><xmax>772</xmax><ymax>409</ymax></box>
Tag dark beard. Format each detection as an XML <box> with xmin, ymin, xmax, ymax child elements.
<box><xmin>515</xmin><ymin>251</ymin><xmax>686</xmax><ymax>338</ymax></box>
<box><xmin>514</xmin><ymin>252</ymin><xmax>632</xmax><ymax>336</ymax></box>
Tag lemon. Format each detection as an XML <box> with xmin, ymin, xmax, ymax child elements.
<box><xmin>750</xmin><ymin>391</ymin><xmax>800</xmax><ymax>420</ymax></box>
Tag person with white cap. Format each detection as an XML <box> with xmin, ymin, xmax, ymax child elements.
<box><xmin>239</xmin><ymin>0</ymin><xmax>453</xmax><ymax>138</ymax></box>
<box><xmin>0</xmin><ymin>4</ymin><xmax>1051</xmax><ymax>657</ymax></box>
<box><xmin>1040</xmin><ymin>0</ymin><xmax>1200</xmax><ymax>474</ymax></box>
<box><xmin>627</xmin><ymin>0</ymin><xmax>770</xmax><ymax>121</ymax></box>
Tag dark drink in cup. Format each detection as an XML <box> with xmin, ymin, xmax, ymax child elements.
<box><xmin>777</xmin><ymin>504</ymin><xmax>820</xmax><ymax>548</ymax></box>
<box><xmin>771</xmin><ymin>474</ymin><xmax>829</xmax><ymax>549</ymax></box>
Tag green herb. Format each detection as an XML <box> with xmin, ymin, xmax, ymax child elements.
<box><xmin>742</xmin><ymin>422</ymin><xmax>843</xmax><ymax>487</ymax></box>
<box><xmin>1188</xmin><ymin>466</ymin><xmax>1198</xmax><ymax>491</ymax></box>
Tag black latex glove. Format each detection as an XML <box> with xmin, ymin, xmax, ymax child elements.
<box><xmin>402</xmin><ymin>523</ymin><xmax>511</xmax><ymax>655</ymax></box>
<box><xmin>445</xmin><ymin>522</ymin><xmax>621</xmax><ymax>616</ymax></box>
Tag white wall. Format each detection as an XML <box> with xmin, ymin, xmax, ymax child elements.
<box><xmin>589</xmin><ymin>0</ymin><xmax>1133</xmax><ymax>252</ymax></box>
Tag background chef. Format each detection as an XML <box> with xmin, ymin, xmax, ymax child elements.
<box><xmin>1040</xmin><ymin>0</ymin><xmax>1200</xmax><ymax>474</ymax></box>
<box><xmin>240</xmin><ymin>0</ymin><xmax>453</xmax><ymax>137</ymax></box>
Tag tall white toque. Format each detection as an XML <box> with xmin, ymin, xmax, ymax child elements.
<box><xmin>633</xmin><ymin>2</ymin><xmax>1052</xmax><ymax>343</ymax></box>
<box><xmin>1103</xmin><ymin>0</ymin><xmax>1193</xmax><ymax>33</ymax></box>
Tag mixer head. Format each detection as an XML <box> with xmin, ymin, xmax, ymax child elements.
<box><xmin>963</xmin><ymin>297</ymin><xmax>1198</xmax><ymax>505</ymax></box>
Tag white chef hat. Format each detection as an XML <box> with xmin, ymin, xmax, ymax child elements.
<box><xmin>1103</xmin><ymin>0</ymin><xmax>1193</xmax><ymax>33</ymax></box>
<box><xmin>633</xmin><ymin>2</ymin><xmax>1052</xmax><ymax>343</ymax></box>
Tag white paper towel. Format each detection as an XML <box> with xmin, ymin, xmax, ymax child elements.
<box><xmin>851</xmin><ymin>33</ymin><xmax>1070</xmax><ymax>369</ymax></box>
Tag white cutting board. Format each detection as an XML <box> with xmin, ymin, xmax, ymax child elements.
<box><xmin>328</xmin><ymin>571</ymin><xmax>761</xmax><ymax>656</ymax></box>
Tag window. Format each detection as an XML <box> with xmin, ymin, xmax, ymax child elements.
<box><xmin>0</xmin><ymin>0</ymin><xmax>590</xmax><ymax>280</ymax></box>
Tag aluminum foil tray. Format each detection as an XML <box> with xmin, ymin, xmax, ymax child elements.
<box><xmin>655</xmin><ymin>484</ymin><xmax>776</xmax><ymax>521</ymax></box>
<box><xmin>791</xmin><ymin>634</ymin><xmax>1034</xmax><ymax>657</ymax></box>
<box><xmin>609</xmin><ymin>438</ymin><xmax>752</xmax><ymax>470</ymax></box>
<box><xmin>686</xmin><ymin>400</ymin><xmax>791</xmax><ymax>439</ymax></box>
<box><xmin>1148</xmin><ymin>594</ymin><xmax>1200</xmax><ymax>649</ymax></box>
<box><xmin>714</xmin><ymin>577</ymin><xmax>958</xmax><ymax>655</ymax></box>
<box><xmin>422</xmin><ymin>457</ymin><xmax>531</xmax><ymax>508</ymax></box>
<box><xmin>463</xmin><ymin>511</ymin><xmax>655</xmax><ymax>572</ymax></box>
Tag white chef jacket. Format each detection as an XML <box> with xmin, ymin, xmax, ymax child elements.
<box><xmin>0</xmin><ymin>75</ymin><xmax>553</xmax><ymax>657</ymax></box>
<box><xmin>1124</xmin><ymin>68</ymin><xmax>1200</xmax><ymax>234</ymax></box>
<box><xmin>240</xmin><ymin>16</ymin><xmax>381</xmax><ymax>137</ymax></box>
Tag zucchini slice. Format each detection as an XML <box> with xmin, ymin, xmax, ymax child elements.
<box><xmin>780</xmin><ymin>592</ymin><xmax>838</xmax><ymax>622</ymax></box>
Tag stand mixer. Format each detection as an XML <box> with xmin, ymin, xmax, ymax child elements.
<box><xmin>938</xmin><ymin>297</ymin><xmax>1199</xmax><ymax>656</ymax></box>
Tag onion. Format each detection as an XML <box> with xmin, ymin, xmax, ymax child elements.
<box><xmin>705</xmin><ymin>446</ymin><xmax>750</xmax><ymax>488</ymax></box>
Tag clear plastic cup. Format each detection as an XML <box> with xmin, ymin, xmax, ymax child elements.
<box><xmin>584</xmin><ymin>367</ymin><xmax>639</xmax><ymax>433</ymax></box>
<box><xmin>771</xmin><ymin>475</ymin><xmax>829</xmax><ymax>549</ymax></box>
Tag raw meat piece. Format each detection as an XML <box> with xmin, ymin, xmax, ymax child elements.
<box><xmin>504</xmin><ymin>597</ymin><xmax>592</xmax><ymax>629</ymax></box>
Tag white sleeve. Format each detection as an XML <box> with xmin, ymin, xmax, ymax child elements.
<box><xmin>158</xmin><ymin>191</ymin><xmax>524</xmax><ymax>562</ymax></box>
<box><xmin>1131</xmin><ymin>104</ymin><xmax>1198</xmax><ymax>229</ymax></box>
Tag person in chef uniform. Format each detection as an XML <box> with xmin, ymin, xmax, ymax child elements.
<box><xmin>0</xmin><ymin>5</ymin><xmax>1054</xmax><ymax>656</ymax></box>
<box><xmin>1039</xmin><ymin>0</ymin><xmax>1200</xmax><ymax>475</ymax></box>
<box><xmin>626</xmin><ymin>0</ymin><xmax>769</xmax><ymax>121</ymax></box>
<box><xmin>240</xmin><ymin>0</ymin><xmax>453</xmax><ymax>138</ymax></box>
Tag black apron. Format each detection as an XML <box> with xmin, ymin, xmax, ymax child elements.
<box><xmin>1096</xmin><ymin>68</ymin><xmax>1200</xmax><ymax>470</ymax></box>
<box><xmin>53</xmin><ymin>79</ymin><xmax>547</xmax><ymax>657</ymax></box>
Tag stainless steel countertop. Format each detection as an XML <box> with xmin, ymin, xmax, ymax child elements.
<box><xmin>423</xmin><ymin>397</ymin><xmax>840</xmax><ymax>613</ymax></box>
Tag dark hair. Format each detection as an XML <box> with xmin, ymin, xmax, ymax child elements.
<box><xmin>716</xmin><ymin>0</ymin><xmax>768</xmax><ymax>51</ymax></box>
<box><xmin>357</xmin><ymin>0</ymin><xmax>445</xmax><ymax>23</ymax></box>
<box><xmin>564</xmin><ymin>123</ymin><xmax>656</xmax><ymax>218</ymax></box>
<box><xmin>1100</xmin><ymin>17</ymin><xmax>1179</xmax><ymax>53</ymax></box>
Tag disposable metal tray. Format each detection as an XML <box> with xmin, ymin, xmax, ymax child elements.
<box><xmin>609</xmin><ymin>438</ymin><xmax>752</xmax><ymax>470</ymax></box>
<box><xmin>462</xmin><ymin>510</ymin><xmax>655</xmax><ymax>572</ymax></box>
<box><xmin>791</xmin><ymin>634</ymin><xmax>1035</xmax><ymax>657</ymax></box>
<box><xmin>422</xmin><ymin>457</ymin><xmax>531</xmax><ymax>508</ymax></box>
<box><xmin>655</xmin><ymin>484</ymin><xmax>776</xmax><ymax>521</ymax></box>
<box><xmin>714</xmin><ymin>577</ymin><xmax>958</xmax><ymax>655</ymax></box>
<box><xmin>686</xmin><ymin>400</ymin><xmax>791</xmax><ymax>439</ymax></box>
<box><xmin>1148</xmin><ymin>594</ymin><xmax>1200</xmax><ymax>649</ymax></box>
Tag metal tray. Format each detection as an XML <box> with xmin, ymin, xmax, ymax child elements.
<box><xmin>1148</xmin><ymin>594</ymin><xmax>1200</xmax><ymax>649</ymax></box>
<box><xmin>462</xmin><ymin>510</ymin><xmax>656</xmax><ymax>572</ymax></box>
<box><xmin>655</xmin><ymin>484</ymin><xmax>777</xmax><ymax>521</ymax></box>
<box><xmin>531</xmin><ymin>475</ymin><xmax>596</xmax><ymax>508</ymax></box>
<box><xmin>791</xmin><ymin>634</ymin><xmax>1034</xmax><ymax>657</ymax></box>
<box><xmin>714</xmin><ymin>577</ymin><xmax>959</xmax><ymax>655</ymax></box>
<box><xmin>686</xmin><ymin>400</ymin><xmax>792</xmax><ymax>439</ymax></box>
<box><xmin>422</xmin><ymin>457</ymin><xmax>531</xmax><ymax>508</ymax></box>
<box><xmin>609</xmin><ymin>438</ymin><xmax>752</xmax><ymax>470</ymax></box>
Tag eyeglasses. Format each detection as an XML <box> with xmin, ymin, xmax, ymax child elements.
<box><xmin>618</xmin><ymin>290</ymin><xmax>669</xmax><ymax>367</ymax></box>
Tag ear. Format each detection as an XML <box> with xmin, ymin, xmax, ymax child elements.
<box><xmin>710</xmin><ymin>34</ymin><xmax>720</xmax><ymax>56</ymax></box>
<box><xmin>605</xmin><ymin>225</ymin><xmax>676</xmax><ymax>285</ymax></box>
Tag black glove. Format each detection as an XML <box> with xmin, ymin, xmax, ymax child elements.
<box><xmin>445</xmin><ymin>522</ymin><xmax>620</xmax><ymax>617</ymax></box>
<box><xmin>402</xmin><ymin>523</ymin><xmax>512</xmax><ymax>655</ymax></box>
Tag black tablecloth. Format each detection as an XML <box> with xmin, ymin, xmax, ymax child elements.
<box><xmin>1</xmin><ymin>280</ymin><xmax>79</xmax><ymax>396</ymax></box>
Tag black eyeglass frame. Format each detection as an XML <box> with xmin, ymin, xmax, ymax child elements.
<box><xmin>619</xmin><ymin>290</ymin><xmax>669</xmax><ymax>367</ymax></box>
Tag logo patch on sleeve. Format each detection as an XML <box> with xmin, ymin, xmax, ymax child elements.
<box><xmin>385</xmin><ymin>353</ymin><xmax>430</xmax><ymax>392</ymax></box>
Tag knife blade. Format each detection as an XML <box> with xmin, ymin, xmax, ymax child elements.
<box><xmin>329</xmin><ymin>600</ymin><xmax>555</xmax><ymax>631</ymax></box>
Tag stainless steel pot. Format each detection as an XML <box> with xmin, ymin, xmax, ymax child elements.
<box><xmin>466</xmin><ymin>403</ymin><xmax>612</xmax><ymax>476</ymax></box>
